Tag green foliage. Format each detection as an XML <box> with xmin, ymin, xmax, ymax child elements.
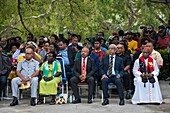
<box><xmin>0</xmin><ymin>0</ymin><xmax>170</xmax><ymax>40</ymax></box>
<box><xmin>157</xmin><ymin>49</ymin><xmax>168</xmax><ymax>62</ymax></box>
<box><xmin>157</xmin><ymin>49</ymin><xmax>169</xmax><ymax>80</ymax></box>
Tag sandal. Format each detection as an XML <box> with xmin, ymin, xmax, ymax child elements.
<box><xmin>37</xmin><ymin>99</ymin><xmax>44</xmax><ymax>105</ymax></box>
<box><xmin>49</xmin><ymin>99</ymin><xmax>56</xmax><ymax>105</ymax></box>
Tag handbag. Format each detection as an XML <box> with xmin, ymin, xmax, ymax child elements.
<box><xmin>56</xmin><ymin>94</ymin><xmax>68</xmax><ymax>104</ymax></box>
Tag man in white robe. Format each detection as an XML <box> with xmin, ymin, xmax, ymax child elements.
<box><xmin>132</xmin><ymin>47</ymin><xmax>162</xmax><ymax>104</ymax></box>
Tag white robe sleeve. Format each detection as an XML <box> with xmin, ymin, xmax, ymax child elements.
<box><xmin>12</xmin><ymin>49</ymin><xmax>21</xmax><ymax>60</ymax></box>
<box><xmin>133</xmin><ymin>59</ymin><xmax>142</xmax><ymax>78</ymax></box>
<box><xmin>151</xmin><ymin>59</ymin><xmax>159</xmax><ymax>76</ymax></box>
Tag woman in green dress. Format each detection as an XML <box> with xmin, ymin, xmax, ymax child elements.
<box><xmin>38</xmin><ymin>51</ymin><xmax>61</xmax><ymax>105</ymax></box>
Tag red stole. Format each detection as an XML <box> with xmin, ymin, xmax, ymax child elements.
<box><xmin>138</xmin><ymin>56</ymin><xmax>154</xmax><ymax>73</ymax></box>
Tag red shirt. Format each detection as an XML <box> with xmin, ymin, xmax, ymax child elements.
<box><xmin>157</xmin><ymin>37</ymin><xmax>168</xmax><ymax>49</ymax></box>
<box><xmin>92</xmin><ymin>49</ymin><xmax>106</xmax><ymax>61</ymax></box>
<box><xmin>166</xmin><ymin>35</ymin><xmax>170</xmax><ymax>40</ymax></box>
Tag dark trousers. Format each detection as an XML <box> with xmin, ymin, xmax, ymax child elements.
<box><xmin>70</xmin><ymin>76</ymin><xmax>94</xmax><ymax>100</ymax></box>
<box><xmin>0</xmin><ymin>76</ymin><xmax>7</xmax><ymax>98</ymax></box>
<box><xmin>65</xmin><ymin>65</ymin><xmax>73</xmax><ymax>86</ymax></box>
<box><xmin>123</xmin><ymin>72</ymin><xmax>131</xmax><ymax>92</ymax></box>
<box><xmin>101</xmin><ymin>76</ymin><xmax>124</xmax><ymax>100</ymax></box>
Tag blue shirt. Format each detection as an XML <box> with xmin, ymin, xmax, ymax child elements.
<box><xmin>59</xmin><ymin>49</ymin><xmax>70</xmax><ymax>65</ymax></box>
<box><xmin>17</xmin><ymin>58</ymin><xmax>39</xmax><ymax>78</ymax></box>
<box><xmin>101</xmin><ymin>47</ymin><xmax>107</xmax><ymax>52</ymax></box>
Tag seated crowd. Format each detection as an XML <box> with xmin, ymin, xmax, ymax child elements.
<box><xmin>0</xmin><ymin>22</ymin><xmax>170</xmax><ymax>107</ymax></box>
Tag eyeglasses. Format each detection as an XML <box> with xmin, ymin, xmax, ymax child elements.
<box><xmin>143</xmin><ymin>51</ymin><xmax>149</xmax><ymax>53</ymax></box>
<box><xmin>58</xmin><ymin>44</ymin><xmax>63</xmax><ymax>46</ymax></box>
<box><xmin>94</xmin><ymin>42</ymin><xmax>100</xmax><ymax>44</ymax></box>
<box><xmin>117</xmin><ymin>47</ymin><xmax>122</xmax><ymax>49</ymax></box>
<box><xmin>108</xmin><ymin>47</ymin><xmax>115</xmax><ymax>50</ymax></box>
<box><xmin>26</xmin><ymin>53</ymin><xmax>32</xmax><ymax>54</ymax></box>
<box><xmin>47</xmin><ymin>55</ymin><xmax>53</xmax><ymax>57</ymax></box>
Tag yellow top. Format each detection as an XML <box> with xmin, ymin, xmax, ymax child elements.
<box><xmin>128</xmin><ymin>40</ymin><xmax>138</xmax><ymax>54</ymax></box>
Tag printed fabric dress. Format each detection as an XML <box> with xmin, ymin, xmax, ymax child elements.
<box><xmin>39</xmin><ymin>61</ymin><xmax>61</xmax><ymax>95</ymax></box>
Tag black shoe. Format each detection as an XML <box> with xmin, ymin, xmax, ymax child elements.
<box><xmin>119</xmin><ymin>100</ymin><xmax>125</xmax><ymax>105</ymax></box>
<box><xmin>10</xmin><ymin>97</ymin><xmax>18</xmax><ymax>106</ymax></box>
<box><xmin>72</xmin><ymin>98</ymin><xmax>81</xmax><ymax>104</ymax></box>
<box><xmin>102</xmin><ymin>99</ymin><xmax>109</xmax><ymax>105</ymax></box>
<box><xmin>126</xmin><ymin>93</ymin><xmax>131</xmax><ymax>99</ymax></box>
<box><xmin>137</xmin><ymin>103</ymin><xmax>147</xmax><ymax>105</ymax></box>
<box><xmin>87</xmin><ymin>99</ymin><xmax>92</xmax><ymax>104</ymax></box>
<box><xmin>153</xmin><ymin>103</ymin><xmax>161</xmax><ymax>105</ymax></box>
<box><xmin>30</xmin><ymin>98</ymin><xmax>36</xmax><ymax>106</ymax></box>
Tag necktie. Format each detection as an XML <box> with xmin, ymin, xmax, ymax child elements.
<box><xmin>82</xmin><ymin>58</ymin><xmax>86</xmax><ymax>75</ymax></box>
<box><xmin>108</xmin><ymin>56</ymin><xmax>113</xmax><ymax>77</ymax></box>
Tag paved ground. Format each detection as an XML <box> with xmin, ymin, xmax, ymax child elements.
<box><xmin>0</xmin><ymin>80</ymin><xmax>170</xmax><ymax>113</ymax></box>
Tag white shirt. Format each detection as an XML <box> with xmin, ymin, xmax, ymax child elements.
<box><xmin>69</xmin><ymin>42</ymin><xmax>83</xmax><ymax>47</ymax></box>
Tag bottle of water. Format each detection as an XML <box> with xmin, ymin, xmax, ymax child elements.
<box><xmin>69</xmin><ymin>95</ymin><xmax>72</xmax><ymax>103</ymax></box>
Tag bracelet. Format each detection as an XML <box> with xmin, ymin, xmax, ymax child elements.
<box><xmin>29</xmin><ymin>76</ymin><xmax>32</xmax><ymax>79</ymax></box>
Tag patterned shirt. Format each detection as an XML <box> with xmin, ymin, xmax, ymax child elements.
<box><xmin>139</xmin><ymin>49</ymin><xmax>163</xmax><ymax>66</ymax></box>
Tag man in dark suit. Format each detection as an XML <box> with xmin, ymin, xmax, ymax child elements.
<box><xmin>100</xmin><ymin>44</ymin><xmax>125</xmax><ymax>106</ymax></box>
<box><xmin>70</xmin><ymin>47</ymin><xmax>95</xmax><ymax>104</ymax></box>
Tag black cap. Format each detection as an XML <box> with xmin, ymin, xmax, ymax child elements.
<box><xmin>126</xmin><ymin>31</ymin><xmax>133</xmax><ymax>35</ymax></box>
<box><xmin>158</xmin><ymin>25</ymin><xmax>165</xmax><ymax>30</ymax></box>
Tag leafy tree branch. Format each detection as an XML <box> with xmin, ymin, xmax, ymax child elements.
<box><xmin>18</xmin><ymin>0</ymin><xmax>32</xmax><ymax>34</ymax></box>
